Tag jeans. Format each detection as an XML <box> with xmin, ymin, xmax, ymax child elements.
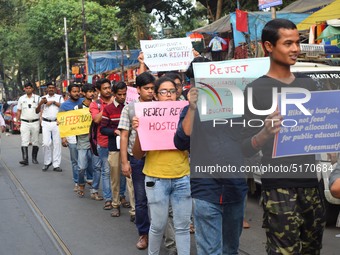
<box><xmin>120</xmin><ymin>173</ymin><xmax>127</xmax><ymax>197</ymax></box>
<box><xmin>130</xmin><ymin>155</ymin><xmax>150</xmax><ymax>235</ymax></box>
<box><xmin>193</xmin><ymin>198</ymin><xmax>244</xmax><ymax>255</ymax></box>
<box><xmin>68</xmin><ymin>143</ymin><xmax>78</xmax><ymax>184</ymax></box>
<box><xmin>97</xmin><ymin>146</ymin><xmax>112</xmax><ymax>202</ymax></box>
<box><xmin>145</xmin><ymin>175</ymin><xmax>192</xmax><ymax>255</ymax></box>
<box><xmin>90</xmin><ymin>154</ymin><xmax>101</xmax><ymax>194</ymax></box>
<box><xmin>78</xmin><ymin>149</ymin><xmax>97</xmax><ymax>185</ymax></box>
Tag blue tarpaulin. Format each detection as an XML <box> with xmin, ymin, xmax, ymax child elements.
<box><xmin>87</xmin><ymin>50</ymin><xmax>140</xmax><ymax>74</ymax></box>
<box><xmin>230</xmin><ymin>12</ymin><xmax>310</xmax><ymax>46</ymax></box>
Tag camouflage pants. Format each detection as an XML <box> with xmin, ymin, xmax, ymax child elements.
<box><xmin>262</xmin><ymin>187</ymin><xmax>326</xmax><ymax>255</ymax></box>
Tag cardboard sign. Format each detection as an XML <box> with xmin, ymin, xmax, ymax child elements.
<box><xmin>193</xmin><ymin>57</ymin><xmax>270</xmax><ymax>121</ymax></box>
<box><xmin>125</xmin><ymin>86</ymin><xmax>139</xmax><ymax>104</ymax></box>
<box><xmin>273</xmin><ymin>90</ymin><xmax>340</xmax><ymax>157</ymax></box>
<box><xmin>134</xmin><ymin>101</ymin><xmax>188</xmax><ymax>151</ymax></box>
<box><xmin>57</xmin><ymin>108</ymin><xmax>92</xmax><ymax>137</ymax></box>
<box><xmin>140</xmin><ymin>38</ymin><xmax>194</xmax><ymax>72</ymax></box>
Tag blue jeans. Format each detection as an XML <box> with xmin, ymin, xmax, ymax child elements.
<box><xmin>90</xmin><ymin>154</ymin><xmax>101</xmax><ymax>194</ymax></box>
<box><xmin>78</xmin><ymin>149</ymin><xmax>97</xmax><ymax>185</ymax></box>
<box><xmin>145</xmin><ymin>175</ymin><xmax>192</xmax><ymax>255</ymax></box>
<box><xmin>130</xmin><ymin>155</ymin><xmax>150</xmax><ymax>235</ymax></box>
<box><xmin>120</xmin><ymin>173</ymin><xmax>126</xmax><ymax>197</ymax></box>
<box><xmin>68</xmin><ymin>143</ymin><xmax>78</xmax><ymax>184</ymax></box>
<box><xmin>193</xmin><ymin>198</ymin><xmax>244</xmax><ymax>255</ymax></box>
<box><xmin>97</xmin><ymin>146</ymin><xmax>112</xmax><ymax>202</ymax></box>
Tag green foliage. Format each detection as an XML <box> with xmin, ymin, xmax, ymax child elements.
<box><xmin>0</xmin><ymin>0</ymin><xmax>120</xmax><ymax>85</ymax></box>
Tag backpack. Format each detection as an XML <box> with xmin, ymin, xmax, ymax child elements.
<box><xmin>89</xmin><ymin>100</ymin><xmax>101</xmax><ymax>156</ymax></box>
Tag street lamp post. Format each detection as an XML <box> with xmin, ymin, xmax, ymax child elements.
<box><xmin>64</xmin><ymin>17</ymin><xmax>70</xmax><ymax>86</ymax></box>
<box><xmin>113</xmin><ymin>34</ymin><xmax>118</xmax><ymax>70</ymax></box>
<box><xmin>119</xmin><ymin>42</ymin><xmax>125</xmax><ymax>82</ymax></box>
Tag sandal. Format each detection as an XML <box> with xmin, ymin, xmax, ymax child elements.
<box><xmin>120</xmin><ymin>196</ymin><xmax>131</xmax><ymax>208</ymax></box>
<box><xmin>103</xmin><ymin>201</ymin><xmax>113</xmax><ymax>210</ymax></box>
<box><xmin>111</xmin><ymin>207</ymin><xmax>120</xmax><ymax>217</ymax></box>
<box><xmin>190</xmin><ymin>223</ymin><xmax>195</xmax><ymax>234</ymax></box>
<box><xmin>77</xmin><ymin>185</ymin><xmax>85</xmax><ymax>198</ymax></box>
<box><xmin>91</xmin><ymin>192</ymin><xmax>103</xmax><ymax>201</ymax></box>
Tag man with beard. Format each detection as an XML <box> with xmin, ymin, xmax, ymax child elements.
<box><xmin>59</xmin><ymin>83</ymin><xmax>84</xmax><ymax>190</ymax></box>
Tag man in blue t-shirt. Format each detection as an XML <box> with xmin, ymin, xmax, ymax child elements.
<box><xmin>59</xmin><ymin>83</ymin><xmax>84</xmax><ymax>191</ymax></box>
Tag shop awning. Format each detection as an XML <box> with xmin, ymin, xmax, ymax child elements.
<box><xmin>282</xmin><ymin>0</ymin><xmax>335</xmax><ymax>13</ymax></box>
<box><xmin>297</xmin><ymin>0</ymin><xmax>340</xmax><ymax>31</ymax></box>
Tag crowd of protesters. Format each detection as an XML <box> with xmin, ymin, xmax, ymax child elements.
<box><xmin>8</xmin><ymin>19</ymin><xmax>340</xmax><ymax>255</ymax></box>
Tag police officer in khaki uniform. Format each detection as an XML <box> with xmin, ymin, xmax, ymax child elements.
<box><xmin>16</xmin><ymin>82</ymin><xmax>41</xmax><ymax>165</ymax></box>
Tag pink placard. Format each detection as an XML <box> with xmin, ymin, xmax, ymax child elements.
<box><xmin>134</xmin><ymin>101</ymin><xmax>188</xmax><ymax>151</ymax></box>
<box><xmin>126</xmin><ymin>86</ymin><xmax>139</xmax><ymax>104</ymax></box>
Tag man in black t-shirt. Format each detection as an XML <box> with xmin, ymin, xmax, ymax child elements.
<box><xmin>242</xmin><ymin>19</ymin><xmax>325</xmax><ymax>255</ymax></box>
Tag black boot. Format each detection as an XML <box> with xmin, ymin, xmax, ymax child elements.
<box><xmin>19</xmin><ymin>146</ymin><xmax>29</xmax><ymax>165</ymax></box>
<box><xmin>32</xmin><ymin>146</ymin><xmax>39</xmax><ymax>164</ymax></box>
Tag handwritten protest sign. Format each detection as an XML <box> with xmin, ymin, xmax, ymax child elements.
<box><xmin>273</xmin><ymin>90</ymin><xmax>340</xmax><ymax>157</ymax></box>
<box><xmin>57</xmin><ymin>108</ymin><xmax>92</xmax><ymax>137</ymax></box>
<box><xmin>126</xmin><ymin>86</ymin><xmax>139</xmax><ymax>104</ymax></box>
<box><xmin>140</xmin><ymin>38</ymin><xmax>194</xmax><ymax>72</ymax></box>
<box><xmin>134</xmin><ymin>101</ymin><xmax>188</xmax><ymax>151</ymax></box>
<box><xmin>193</xmin><ymin>57</ymin><xmax>270</xmax><ymax>121</ymax></box>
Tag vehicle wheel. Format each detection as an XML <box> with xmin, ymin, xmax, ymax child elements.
<box><xmin>9</xmin><ymin>122</ymin><xmax>13</xmax><ymax>134</ymax></box>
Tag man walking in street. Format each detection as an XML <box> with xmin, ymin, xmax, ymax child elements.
<box><xmin>89</xmin><ymin>78</ymin><xmax>113</xmax><ymax>211</ymax></box>
<box><xmin>16</xmin><ymin>82</ymin><xmax>41</xmax><ymax>166</ymax></box>
<box><xmin>118</xmin><ymin>72</ymin><xmax>155</xmax><ymax>250</ymax></box>
<box><xmin>100</xmin><ymin>82</ymin><xmax>135</xmax><ymax>220</ymax></box>
<box><xmin>76</xmin><ymin>83</ymin><xmax>101</xmax><ymax>198</ymax></box>
<box><xmin>36</xmin><ymin>82</ymin><xmax>64</xmax><ymax>172</ymax></box>
<box><xmin>59</xmin><ymin>83</ymin><xmax>84</xmax><ymax>189</ymax></box>
<box><xmin>242</xmin><ymin>19</ymin><xmax>325</xmax><ymax>254</ymax></box>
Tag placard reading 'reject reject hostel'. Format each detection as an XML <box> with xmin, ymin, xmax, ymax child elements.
<box><xmin>134</xmin><ymin>101</ymin><xmax>188</xmax><ymax>151</ymax></box>
<box><xmin>140</xmin><ymin>38</ymin><xmax>194</xmax><ymax>72</ymax></box>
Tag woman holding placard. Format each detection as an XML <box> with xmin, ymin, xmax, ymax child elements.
<box><xmin>132</xmin><ymin>76</ymin><xmax>191</xmax><ymax>255</ymax></box>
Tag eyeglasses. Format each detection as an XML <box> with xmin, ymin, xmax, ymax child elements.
<box><xmin>157</xmin><ymin>89</ymin><xmax>177</xmax><ymax>96</ymax></box>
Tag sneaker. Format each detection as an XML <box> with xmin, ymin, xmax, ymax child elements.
<box><xmin>136</xmin><ymin>235</ymin><xmax>148</xmax><ymax>250</ymax></box>
<box><xmin>73</xmin><ymin>184</ymin><xmax>79</xmax><ymax>192</ymax></box>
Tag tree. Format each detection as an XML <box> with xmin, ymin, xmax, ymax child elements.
<box><xmin>95</xmin><ymin>0</ymin><xmax>206</xmax><ymax>43</ymax></box>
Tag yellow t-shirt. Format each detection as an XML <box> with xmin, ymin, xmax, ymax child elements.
<box><xmin>143</xmin><ymin>150</ymin><xmax>190</xmax><ymax>178</ymax></box>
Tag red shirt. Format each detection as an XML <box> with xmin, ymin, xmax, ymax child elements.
<box><xmin>89</xmin><ymin>98</ymin><xmax>110</xmax><ymax>148</ymax></box>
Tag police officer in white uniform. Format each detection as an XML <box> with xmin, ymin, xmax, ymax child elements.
<box><xmin>36</xmin><ymin>82</ymin><xmax>64</xmax><ymax>172</ymax></box>
<box><xmin>16</xmin><ymin>82</ymin><xmax>41</xmax><ymax>165</ymax></box>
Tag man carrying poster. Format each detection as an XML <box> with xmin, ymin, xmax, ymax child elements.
<box><xmin>59</xmin><ymin>84</ymin><xmax>84</xmax><ymax>190</ymax></box>
<box><xmin>241</xmin><ymin>19</ymin><xmax>325</xmax><ymax>254</ymax></box>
